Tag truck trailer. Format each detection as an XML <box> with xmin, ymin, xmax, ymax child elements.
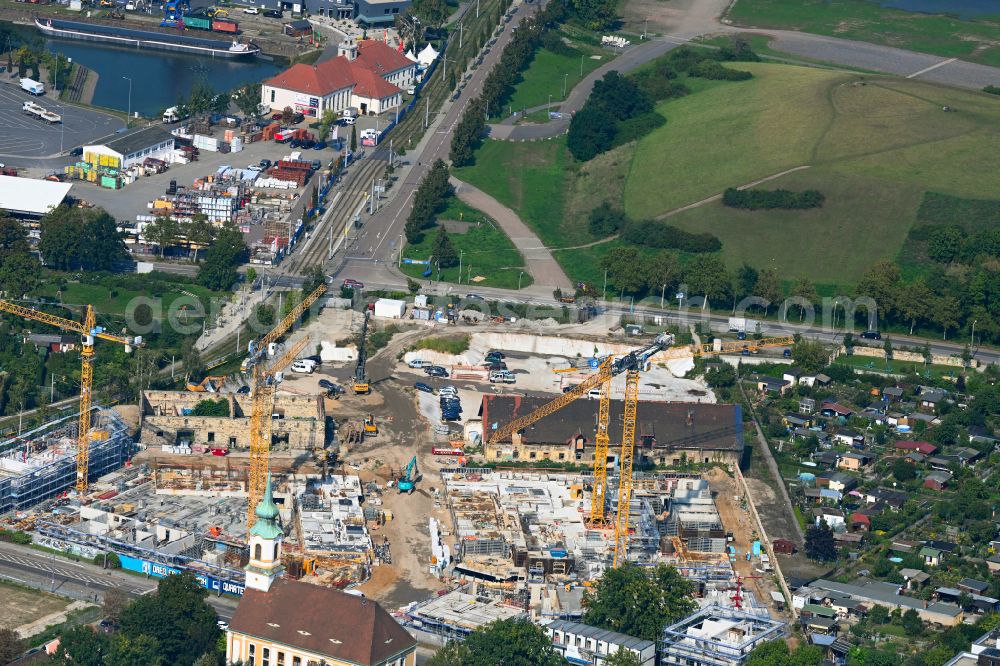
<box><xmin>20</xmin><ymin>78</ymin><xmax>45</xmax><ymax>95</ymax></box>
<box><xmin>728</xmin><ymin>317</ymin><xmax>761</xmax><ymax>334</ymax></box>
<box><xmin>22</xmin><ymin>101</ymin><xmax>61</xmax><ymax>123</ymax></box>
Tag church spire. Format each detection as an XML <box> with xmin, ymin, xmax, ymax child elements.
<box><xmin>245</xmin><ymin>474</ymin><xmax>284</xmax><ymax>592</ymax></box>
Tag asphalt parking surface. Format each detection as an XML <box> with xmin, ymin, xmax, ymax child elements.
<box><xmin>0</xmin><ymin>77</ymin><xmax>122</xmax><ymax>164</ymax></box>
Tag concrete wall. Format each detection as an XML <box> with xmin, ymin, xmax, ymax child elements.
<box><xmin>842</xmin><ymin>345</ymin><xmax>974</xmax><ymax>369</ymax></box>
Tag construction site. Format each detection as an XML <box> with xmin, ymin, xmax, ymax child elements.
<box><xmin>0</xmin><ymin>282</ymin><xmax>796</xmax><ymax>661</ymax></box>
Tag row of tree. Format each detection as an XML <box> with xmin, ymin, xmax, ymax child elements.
<box><xmin>404</xmin><ymin>159</ymin><xmax>454</xmax><ymax>243</ymax></box>
<box><xmin>722</xmin><ymin>188</ymin><xmax>825</xmax><ymax>210</ymax></box>
<box><xmin>51</xmin><ymin>573</ymin><xmax>223</xmax><ymax>666</ymax></box>
<box><xmin>450</xmin><ymin>0</ymin><xmax>569</xmax><ymax>166</ymax></box>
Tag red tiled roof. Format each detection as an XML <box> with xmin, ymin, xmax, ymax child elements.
<box><xmin>356</xmin><ymin>39</ymin><xmax>415</xmax><ymax>76</ymax></box>
<box><xmin>349</xmin><ymin>61</ymin><xmax>400</xmax><ymax>100</ymax></box>
<box><xmin>265</xmin><ymin>58</ymin><xmax>355</xmax><ymax>96</ymax></box>
<box><xmin>895</xmin><ymin>440</ymin><xmax>937</xmax><ymax>455</ymax></box>
<box><xmin>229</xmin><ymin>579</ymin><xmax>415</xmax><ymax>665</ymax></box>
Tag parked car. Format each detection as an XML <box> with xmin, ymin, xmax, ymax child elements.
<box><xmin>318</xmin><ymin>379</ymin><xmax>337</xmax><ymax>390</ymax></box>
<box><xmin>259</xmin><ymin>158</ymin><xmax>272</xmax><ymax>169</ymax></box>
<box><xmin>291</xmin><ymin>360</ymin><xmax>315</xmax><ymax>373</ymax></box>
<box><xmin>314</xmin><ymin>140</ymin><xmax>327</xmax><ymax>150</ymax></box>
<box><xmin>484</xmin><ymin>361</ymin><xmax>507</xmax><ymax>371</ymax></box>
<box><xmin>70</xmin><ymin>146</ymin><xmax>83</xmax><ymax>156</ymax></box>
<box><xmin>243</xmin><ymin>6</ymin><xmax>258</xmax><ymax>12</ymax></box>
<box><xmin>408</xmin><ymin>358</ymin><xmax>430</xmax><ymax>368</ymax></box>
<box><xmin>263</xmin><ymin>8</ymin><xmax>282</xmax><ymax>17</ymax></box>
<box><xmin>342</xmin><ymin>278</ymin><xmax>364</xmax><ymax>290</ymax></box>
<box><xmin>415</xmin><ymin>382</ymin><xmax>434</xmax><ymax>394</ymax></box>
<box><xmin>303</xmin><ymin>355</ymin><xmax>322</xmax><ymax>365</ymax></box>
<box><xmin>489</xmin><ymin>370</ymin><xmax>516</xmax><ymax>384</ymax></box>
<box><xmin>439</xmin><ymin>386</ymin><xmax>458</xmax><ymax>397</ymax></box>
<box><xmin>861</xmin><ymin>330</ymin><xmax>882</xmax><ymax>340</ymax></box>
<box><xmin>426</xmin><ymin>366</ymin><xmax>448</xmax><ymax>377</ymax></box>
<box><xmin>271</xmin><ymin>112</ymin><xmax>283</xmax><ymax>120</ymax></box>
<box><xmin>486</xmin><ymin>350</ymin><xmax>505</xmax><ymax>359</ymax></box>
<box><xmin>236</xmin><ymin>385</ymin><xmax>251</xmax><ymax>394</ymax></box>
<box><xmin>466</xmin><ymin>293</ymin><xmax>484</xmax><ymax>300</ymax></box>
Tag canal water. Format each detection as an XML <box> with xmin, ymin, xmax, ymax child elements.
<box><xmin>875</xmin><ymin>0</ymin><xmax>1000</xmax><ymax>19</ymax></box>
<box><xmin>44</xmin><ymin>37</ymin><xmax>280</xmax><ymax>117</ymax></box>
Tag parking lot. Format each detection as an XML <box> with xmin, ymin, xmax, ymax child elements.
<box><xmin>0</xmin><ymin>78</ymin><xmax>121</xmax><ymax>163</ymax></box>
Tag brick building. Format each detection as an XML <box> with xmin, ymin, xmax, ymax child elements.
<box><xmin>479</xmin><ymin>397</ymin><xmax>745</xmax><ymax>468</ymax></box>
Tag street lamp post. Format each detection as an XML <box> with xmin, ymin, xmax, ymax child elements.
<box><xmin>971</xmin><ymin>319</ymin><xmax>977</xmax><ymax>349</ymax></box>
<box><xmin>122</xmin><ymin>76</ymin><xmax>133</xmax><ymax>128</ymax></box>
<box><xmin>660</xmin><ymin>283</ymin><xmax>666</xmax><ymax>309</ymax></box>
<box><xmin>518</xmin><ymin>271</ymin><xmax>524</xmax><ymax>290</ymax></box>
<box><xmin>563</xmin><ymin>73</ymin><xmax>567</xmax><ymax>97</ymax></box>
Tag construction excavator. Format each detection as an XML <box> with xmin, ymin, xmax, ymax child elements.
<box><xmin>352</xmin><ymin>311</ymin><xmax>370</xmax><ymax>394</ymax></box>
<box><xmin>397</xmin><ymin>456</ymin><xmax>418</xmax><ymax>493</ymax></box>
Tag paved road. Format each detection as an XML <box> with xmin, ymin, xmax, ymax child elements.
<box><xmin>450</xmin><ymin>176</ymin><xmax>572</xmax><ymax>289</ymax></box>
<box><xmin>333</xmin><ymin>0</ymin><xmax>545</xmax><ymax>283</ymax></box>
<box><xmin>0</xmin><ymin>542</ymin><xmax>239</xmax><ymax>619</ymax></box>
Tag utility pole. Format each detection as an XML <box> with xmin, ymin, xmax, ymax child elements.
<box><xmin>460</xmin><ymin>22</ymin><xmax>463</xmax><ymax>49</ymax></box>
<box><xmin>458</xmin><ymin>250</ymin><xmax>463</xmax><ymax>284</ymax></box>
<box><xmin>424</xmin><ymin>98</ymin><xmax>429</xmax><ymax>128</ymax></box>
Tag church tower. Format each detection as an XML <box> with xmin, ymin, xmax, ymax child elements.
<box><xmin>245</xmin><ymin>474</ymin><xmax>285</xmax><ymax>593</ymax></box>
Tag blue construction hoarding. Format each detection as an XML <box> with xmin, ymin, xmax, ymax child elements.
<box><xmin>118</xmin><ymin>554</ymin><xmax>245</xmax><ymax>596</ymax></box>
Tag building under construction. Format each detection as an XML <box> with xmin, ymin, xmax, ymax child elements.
<box><xmin>0</xmin><ymin>408</ymin><xmax>133</xmax><ymax>514</ymax></box>
<box><xmin>659</xmin><ymin>605</ymin><xmax>786</xmax><ymax>666</ymax></box>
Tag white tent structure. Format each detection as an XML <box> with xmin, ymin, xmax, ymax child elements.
<box><xmin>405</xmin><ymin>49</ymin><xmax>417</xmax><ymax>62</ymax></box>
<box><xmin>417</xmin><ymin>43</ymin><xmax>439</xmax><ymax>67</ymax></box>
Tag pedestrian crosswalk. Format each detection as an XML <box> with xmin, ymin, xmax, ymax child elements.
<box><xmin>0</xmin><ymin>550</ymin><xmax>147</xmax><ymax>593</ymax></box>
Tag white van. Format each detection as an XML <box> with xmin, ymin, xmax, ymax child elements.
<box><xmin>342</xmin><ymin>116</ymin><xmax>355</xmax><ymax>125</ymax></box>
<box><xmin>290</xmin><ymin>360</ymin><xmax>315</xmax><ymax>374</ymax></box>
<box><xmin>588</xmin><ymin>388</ymin><xmax>602</xmax><ymax>400</ymax></box>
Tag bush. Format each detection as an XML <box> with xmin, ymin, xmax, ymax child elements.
<box><xmin>0</xmin><ymin>529</ymin><xmax>31</xmax><ymax>545</ymax></box>
<box><xmin>722</xmin><ymin>187</ymin><xmax>825</xmax><ymax>210</ymax></box>
<box><xmin>567</xmin><ymin>104</ymin><xmax>617</xmax><ymax>161</ymax></box>
<box><xmin>540</xmin><ymin>31</ymin><xmax>575</xmax><ymax>56</ymax></box>
<box><xmin>191</xmin><ymin>399</ymin><xmax>229</xmax><ymax>417</ymax></box>
<box><xmin>984</xmin><ymin>85</ymin><xmax>1000</xmax><ymax>96</ymax></box>
<box><xmin>412</xmin><ymin>335</ymin><xmax>470</xmax><ymax>354</ymax></box>
<box><xmin>614</xmin><ymin>110</ymin><xmax>666</xmax><ymax>145</ymax></box>
<box><xmin>689</xmin><ymin>60</ymin><xmax>752</xmax><ymax>81</ymax></box>
<box><xmin>621</xmin><ymin>219</ymin><xmax>722</xmax><ymax>253</ymax></box>
<box><xmin>588</xmin><ymin>201</ymin><xmax>628</xmax><ymax>236</ymax></box>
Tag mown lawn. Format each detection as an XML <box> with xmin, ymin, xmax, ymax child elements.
<box><xmin>624</xmin><ymin>62</ymin><xmax>1000</xmax><ymax>283</ymax></box>
<box><xmin>727</xmin><ymin>0</ymin><xmax>1000</xmax><ymax>67</ymax></box>
<box><xmin>453</xmin><ymin>138</ymin><xmax>573</xmax><ymax>246</ymax></box>
<box><xmin>36</xmin><ymin>278</ymin><xmax>221</xmax><ymax>318</ymax></box>
<box><xmin>501</xmin><ymin>44</ymin><xmax>607</xmax><ymax>115</ymax></box>
<box><xmin>399</xmin><ymin>197</ymin><xmax>532</xmax><ymax>290</ymax></box>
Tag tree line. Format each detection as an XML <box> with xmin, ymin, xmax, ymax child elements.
<box><xmin>450</xmin><ymin>0</ymin><xmax>570</xmax><ymax>166</ymax></box>
<box><xmin>587</xmin><ymin>201</ymin><xmax>722</xmax><ymax>253</ymax></box>
<box><xmin>404</xmin><ymin>159</ymin><xmax>454</xmax><ymax>243</ymax></box>
<box><xmin>722</xmin><ymin>187</ymin><xmax>825</xmax><ymax>210</ymax></box>
<box><xmin>567</xmin><ymin>39</ymin><xmax>760</xmax><ymax>162</ymax></box>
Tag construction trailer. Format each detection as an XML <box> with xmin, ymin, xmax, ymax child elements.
<box><xmin>0</xmin><ymin>408</ymin><xmax>133</xmax><ymax>514</ymax></box>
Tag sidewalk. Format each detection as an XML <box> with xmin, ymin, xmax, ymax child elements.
<box><xmin>450</xmin><ymin>176</ymin><xmax>573</xmax><ymax>290</ymax></box>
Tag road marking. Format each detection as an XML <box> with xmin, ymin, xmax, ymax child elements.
<box><xmin>907</xmin><ymin>57</ymin><xmax>957</xmax><ymax>78</ymax></box>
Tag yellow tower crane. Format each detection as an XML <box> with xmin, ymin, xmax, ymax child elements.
<box><xmin>247</xmin><ymin>335</ymin><xmax>309</xmax><ymax>529</ymax></box>
<box><xmin>0</xmin><ymin>300</ymin><xmax>140</xmax><ymax>492</ymax></box>
<box><xmin>489</xmin><ymin>333</ymin><xmax>795</xmax><ymax>566</ymax></box>
<box><xmin>244</xmin><ymin>281</ymin><xmax>327</xmax><ymax>531</ymax></box>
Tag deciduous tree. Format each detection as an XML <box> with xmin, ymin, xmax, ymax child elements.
<box><xmin>805</xmin><ymin>520</ymin><xmax>837</xmax><ymax>561</ymax></box>
<box><xmin>583</xmin><ymin>562</ymin><xmax>695</xmax><ymax>641</ymax></box>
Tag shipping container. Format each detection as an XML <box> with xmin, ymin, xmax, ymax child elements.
<box><xmin>186</xmin><ymin>15</ymin><xmax>211</xmax><ymax>29</ymax></box>
<box><xmin>212</xmin><ymin>19</ymin><xmax>238</xmax><ymax>33</ymax></box>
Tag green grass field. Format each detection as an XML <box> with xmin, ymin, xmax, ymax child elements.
<box><xmin>399</xmin><ymin>197</ymin><xmax>532</xmax><ymax>290</ymax></box>
<box><xmin>36</xmin><ymin>279</ymin><xmax>221</xmax><ymax>318</ymax></box>
<box><xmin>626</xmin><ymin>63</ymin><xmax>1000</xmax><ymax>283</ymax></box>
<box><xmin>501</xmin><ymin>44</ymin><xmax>607</xmax><ymax>116</ymax></box>
<box><xmin>727</xmin><ymin>0</ymin><xmax>1000</xmax><ymax>68</ymax></box>
<box><xmin>833</xmin><ymin>353</ymin><xmax>962</xmax><ymax>379</ymax></box>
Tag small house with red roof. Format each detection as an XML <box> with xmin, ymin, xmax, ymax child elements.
<box><xmin>262</xmin><ymin>39</ymin><xmax>415</xmax><ymax>117</ymax></box>
<box><xmin>894</xmin><ymin>441</ymin><xmax>937</xmax><ymax>456</ymax></box>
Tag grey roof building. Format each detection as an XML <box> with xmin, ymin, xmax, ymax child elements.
<box><xmin>546</xmin><ymin>620</ymin><xmax>656</xmax><ymax>666</ymax></box>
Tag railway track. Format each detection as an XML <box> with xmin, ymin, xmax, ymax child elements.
<box><xmin>280</xmin><ymin>0</ymin><xmax>508</xmax><ymax>278</ymax></box>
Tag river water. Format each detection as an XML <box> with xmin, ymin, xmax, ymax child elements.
<box><xmin>875</xmin><ymin>0</ymin><xmax>1000</xmax><ymax>19</ymax></box>
<box><xmin>44</xmin><ymin>37</ymin><xmax>280</xmax><ymax>116</ymax></box>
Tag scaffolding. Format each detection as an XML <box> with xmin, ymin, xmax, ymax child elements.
<box><xmin>0</xmin><ymin>408</ymin><xmax>132</xmax><ymax>514</ymax></box>
<box><xmin>659</xmin><ymin>605</ymin><xmax>786</xmax><ymax>666</ymax></box>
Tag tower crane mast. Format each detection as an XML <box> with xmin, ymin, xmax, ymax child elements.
<box><xmin>0</xmin><ymin>300</ymin><xmax>139</xmax><ymax>492</ymax></box>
